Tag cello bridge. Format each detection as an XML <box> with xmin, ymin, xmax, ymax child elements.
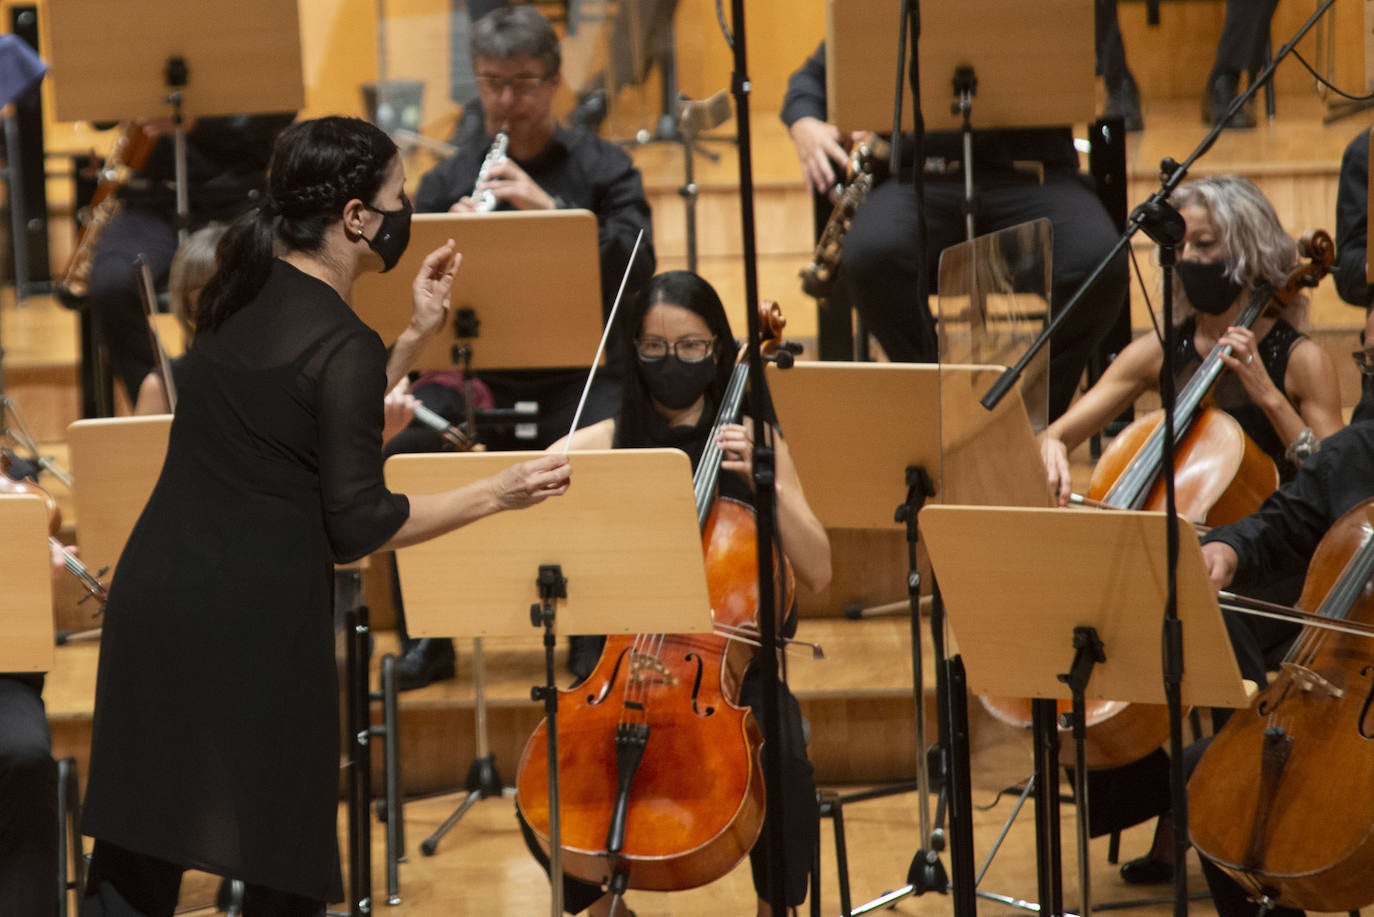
<box><xmin>1279</xmin><ymin>662</ymin><xmax>1343</xmax><ymax>699</ymax></box>
<box><xmin>629</xmin><ymin>651</ymin><xmax>675</xmax><ymax>686</ymax></box>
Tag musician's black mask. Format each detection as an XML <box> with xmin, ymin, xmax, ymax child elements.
<box><xmin>363</xmin><ymin>194</ymin><xmax>413</xmax><ymax>273</ymax></box>
<box><xmin>639</xmin><ymin>355</ymin><xmax>717</xmax><ymax>410</ymax></box>
<box><xmin>1177</xmin><ymin>258</ymin><xmax>1243</xmax><ymax>316</ymax></box>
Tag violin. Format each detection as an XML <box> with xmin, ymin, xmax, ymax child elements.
<box><xmin>0</xmin><ymin>449</ymin><xmax>108</xmax><ymax>608</ymax></box>
<box><xmin>1190</xmin><ymin>498</ymin><xmax>1374</xmax><ymax>912</ymax></box>
<box><xmin>515</xmin><ymin>302</ymin><xmax>795</xmax><ymax>893</ymax></box>
<box><xmin>983</xmin><ymin>231</ymin><xmax>1335</xmax><ymax>767</ymax></box>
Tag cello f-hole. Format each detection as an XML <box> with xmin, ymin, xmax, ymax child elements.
<box><xmin>684</xmin><ymin>652</ymin><xmax>714</xmax><ymax>717</ymax></box>
<box><xmin>588</xmin><ymin>648</ymin><xmax>631</xmax><ymax>706</ymax></box>
<box><xmin>1357</xmin><ymin>665</ymin><xmax>1374</xmax><ymax>739</ymax></box>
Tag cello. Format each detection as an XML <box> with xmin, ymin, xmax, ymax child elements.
<box><xmin>515</xmin><ymin>302</ymin><xmax>795</xmax><ymax>892</ymax></box>
<box><xmin>982</xmin><ymin>230</ymin><xmax>1335</xmax><ymax>767</ymax></box>
<box><xmin>1190</xmin><ymin>499</ymin><xmax>1374</xmax><ymax>912</ymax></box>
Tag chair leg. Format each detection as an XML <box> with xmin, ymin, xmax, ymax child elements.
<box><xmin>1108</xmin><ymin>829</ymin><xmax>1121</xmax><ymax>865</ymax></box>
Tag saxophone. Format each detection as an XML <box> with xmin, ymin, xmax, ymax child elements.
<box><xmin>473</xmin><ymin>131</ymin><xmax>509</xmax><ymax>213</ymax></box>
<box><xmin>58</xmin><ymin>122</ymin><xmax>157</xmax><ymax>303</ymax></box>
<box><xmin>800</xmin><ymin>132</ymin><xmax>889</xmax><ymax>300</ymax></box>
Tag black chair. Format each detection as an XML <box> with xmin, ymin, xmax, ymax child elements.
<box><xmin>55</xmin><ymin>757</ymin><xmax>84</xmax><ymax>917</ymax></box>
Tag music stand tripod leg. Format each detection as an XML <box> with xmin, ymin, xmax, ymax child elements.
<box><xmin>530</xmin><ymin>564</ymin><xmax>568</xmax><ymax>917</ymax></box>
<box><xmin>419</xmin><ymin>636</ymin><xmax>508</xmax><ymax>856</ymax></box>
<box><xmin>1059</xmin><ymin>625</ymin><xmax>1107</xmax><ymax>917</ymax></box>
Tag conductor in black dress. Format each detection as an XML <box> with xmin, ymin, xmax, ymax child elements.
<box><xmin>79</xmin><ymin>116</ymin><xmax>571</xmax><ymax>916</ymax></box>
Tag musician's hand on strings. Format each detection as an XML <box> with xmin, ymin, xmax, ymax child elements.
<box><xmin>474</xmin><ymin>159</ymin><xmax>557</xmax><ymax>211</ymax></box>
<box><xmin>1217</xmin><ymin>326</ymin><xmax>1275</xmax><ymax>401</ymax></box>
<box><xmin>1038</xmin><ymin>434</ymin><xmax>1074</xmax><ymax>506</ymax></box>
<box><xmin>1201</xmin><ymin>541</ymin><xmax>1238</xmax><ymax>590</ymax></box>
<box><xmin>789</xmin><ymin>116</ymin><xmax>848</xmax><ymax>196</ymax></box>
<box><xmin>381</xmin><ymin>379</ymin><xmax>418</xmax><ymax>445</ymax></box>
<box><xmin>717</xmin><ymin>422</ymin><xmax>755</xmax><ymax>486</ymax></box>
<box><xmin>490</xmin><ymin>454</ymin><xmax>572</xmax><ymax>510</ymax></box>
<box><xmin>409</xmin><ymin>240</ymin><xmax>460</xmax><ymax>339</ymax></box>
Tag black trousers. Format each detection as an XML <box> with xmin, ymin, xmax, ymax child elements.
<box><xmin>0</xmin><ymin>675</ymin><xmax>57</xmax><ymax>917</ymax></box>
<box><xmin>82</xmin><ymin>841</ymin><xmax>324</xmax><ymax>917</ymax></box>
<box><xmin>841</xmin><ymin>173</ymin><xmax>1129</xmax><ymax>421</ymax></box>
<box><xmin>1211</xmin><ymin>0</ymin><xmax>1279</xmax><ymax>81</ymax></box>
<box><xmin>85</xmin><ymin>207</ymin><xmax>179</xmax><ymax>404</ymax></box>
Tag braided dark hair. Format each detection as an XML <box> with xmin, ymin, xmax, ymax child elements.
<box><xmin>197</xmin><ymin>116</ymin><xmax>398</xmax><ymax>331</ymax></box>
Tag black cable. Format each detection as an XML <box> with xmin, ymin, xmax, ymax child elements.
<box><xmin>1289</xmin><ymin>48</ymin><xmax>1374</xmax><ymax>102</ymax></box>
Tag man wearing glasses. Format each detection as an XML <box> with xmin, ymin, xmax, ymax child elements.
<box><xmin>397</xmin><ymin>4</ymin><xmax>656</xmax><ymax>688</ymax></box>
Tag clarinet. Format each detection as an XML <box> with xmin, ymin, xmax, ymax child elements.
<box><xmin>473</xmin><ymin>131</ymin><xmax>509</xmax><ymax>213</ymax></box>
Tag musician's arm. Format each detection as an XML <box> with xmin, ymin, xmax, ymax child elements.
<box><xmin>1037</xmin><ymin>333</ymin><xmax>1158</xmax><ymax>502</ymax></box>
<box><xmin>1202</xmin><ymin>424</ymin><xmax>1359</xmax><ymax>590</ymax></box>
<box><xmin>1282</xmin><ymin>337</ymin><xmax>1345</xmax><ymax>442</ymax></box>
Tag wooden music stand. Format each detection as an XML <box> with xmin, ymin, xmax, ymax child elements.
<box><xmin>384</xmin><ymin>448</ymin><xmax>710</xmax><ymax>916</ymax></box>
<box><xmin>825</xmin><ymin>0</ymin><xmax>1094</xmax><ymax>133</ymax></box>
<box><xmin>764</xmin><ymin>362</ymin><xmax>1049</xmax><ymax>531</ymax></box>
<box><xmin>67</xmin><ymin>416</ymin><xmax>172</xmax><ymax>582</ymax></box>
<box><xmin>44</xmin><ymin>0</ymin><xmax>304</xmax><ymax>121</ymax></box>
<box><xmin>920</xmin><ymin>505</ymin><xmax>1249</xmax><ymax>917</ymax></box>
<box><xmin>352</xmin><ymin>212</ymin><xmax>604</xmax><ymax>372</ymax></box>
<box><xmin>0</xmin><ymin>493</ymin><xmax>56</xmax><ymax>673</ymax></box>
<box><xmin>764</xmin><ymin>361</ymin><xmax>1049</xmax><ymax>914</ymax></box>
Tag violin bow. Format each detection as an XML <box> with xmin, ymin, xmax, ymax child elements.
<box><xmin>134</xmin><ymin>255</ymin><xmax>178</xmax><ymax>411</ymax></box>
<box><xmin>562</xmin><ymin>229</ymin><xmax>646</xmax><ymax>455</ymax></box>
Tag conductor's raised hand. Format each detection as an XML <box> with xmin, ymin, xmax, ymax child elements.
<box><xmin>409</xmin><ymin>240</ymin><xmax>461</xmax><ymax>338</ymax></box>
<box><xmin>490</xmin><ymin>454</ymin><xmax>572</xmax><ymax>510</ymax></box>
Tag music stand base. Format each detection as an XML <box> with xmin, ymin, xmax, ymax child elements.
<box><xmin>419</xmin><ymin>753</ymin><xmax>508</xmax><ymax>856</ymax></box>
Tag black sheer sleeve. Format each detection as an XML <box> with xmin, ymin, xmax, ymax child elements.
<box><xmin>314</xmin><ymin>329</ymin><xmax>410</xmax><ymax>562</ymax></box>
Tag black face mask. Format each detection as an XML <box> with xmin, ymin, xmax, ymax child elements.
<box><xmin>1177</xmin><ymin>258</ymin><xmax>1243</xmax><ymax>316</ymax></box>
<box><xmin>363</xmin><ymin>194</ymin><xmax>413</xmax><ymax>273</ymax></box>
<box><xmin>639</xmin><ymin>355</ymin><xmax>717</xmax><ymax>410</ymax></box>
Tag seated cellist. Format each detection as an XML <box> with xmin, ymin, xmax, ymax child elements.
<box><xmin>1036</xmin><ymin>174</ymin><xmax>1345</xmax><ymax>883</ymax></box>
<box><xmin>525</xmin><ymin>270</ymin><xmax>832</xmax><ymax>917</ymax></box>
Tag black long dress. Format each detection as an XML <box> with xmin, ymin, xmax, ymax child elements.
<box><xmin>81</xmin><ymin>260</ymin><xmax>410</xmax><ymax>902</ymax></box>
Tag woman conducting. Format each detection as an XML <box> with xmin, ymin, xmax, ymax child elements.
<box><xmin>80</xmin><ymin>116</ymin><xmax>570</xmax><ymax>916</ymax></box>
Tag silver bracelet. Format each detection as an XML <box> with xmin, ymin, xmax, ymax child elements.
<box><xmin>1284</xmin><ymin>427</ymin><xmax>1319</xmax><ymax>465</ymax></box>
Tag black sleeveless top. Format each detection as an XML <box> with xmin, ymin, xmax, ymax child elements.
<box><xmin>1174</xmin><ymin>316</ymin><xmax>1306</xmax><ymax>481</ymax></box>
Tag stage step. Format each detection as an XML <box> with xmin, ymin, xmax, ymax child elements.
<box><xmin>43</xmin><ymin>615</ymin><xmax>1019</xmax><ymax>800</ymax></box>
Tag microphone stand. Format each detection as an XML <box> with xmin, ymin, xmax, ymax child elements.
<box><xmin>980</xmin><ymin>5</ymin><xmax>1335</xmax><ymax>916</ymax></box>
<box><xmin>726</xmin><ymin>2</ymin><xmax>786</xmax><ymax>913</ymax></box>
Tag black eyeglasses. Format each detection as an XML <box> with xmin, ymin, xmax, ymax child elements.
<box><xmin>636</xmin><ymin>336</ymin><xmax>715</xmax><ymax>363</ymax></box>
<box><xmin>476</xmin><ymin>74</ymin><xmax>550</xmax><ymax>96</ymax></box>
<box><xmin>1353</xmin><ymin>350</ymin><xmax>1374</xmax><ymax>376</ymax></box>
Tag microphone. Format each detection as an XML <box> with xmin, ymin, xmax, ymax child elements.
<box><xmin>677</xmin><ymin>90</ymin><xmax>732</xmax><ymax>139</ymax></box>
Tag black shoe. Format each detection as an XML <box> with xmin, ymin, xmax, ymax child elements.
<box><xmin>1202</xmin><ymin>73</ymin><xmax>1255</xmax><ymax>129</ymax></box>
<box><xmin>1105</xmin><ymin>73</ymin><xmax>1144</xmax><ymax>132</ymax></box>
<box><xmin>395</xmin><ymin>638</ymin><xmax>456</xmax><ymax>692</ymax></box>
<box><xmin>1119</xmin><ymin>854</ymin><xmax>1173</xmax><ymax>885</ymax></box>
<box><xmin>567</xmin><ymin>88</ymin><xmax>608</xmax><ymax>133</ymax></box>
